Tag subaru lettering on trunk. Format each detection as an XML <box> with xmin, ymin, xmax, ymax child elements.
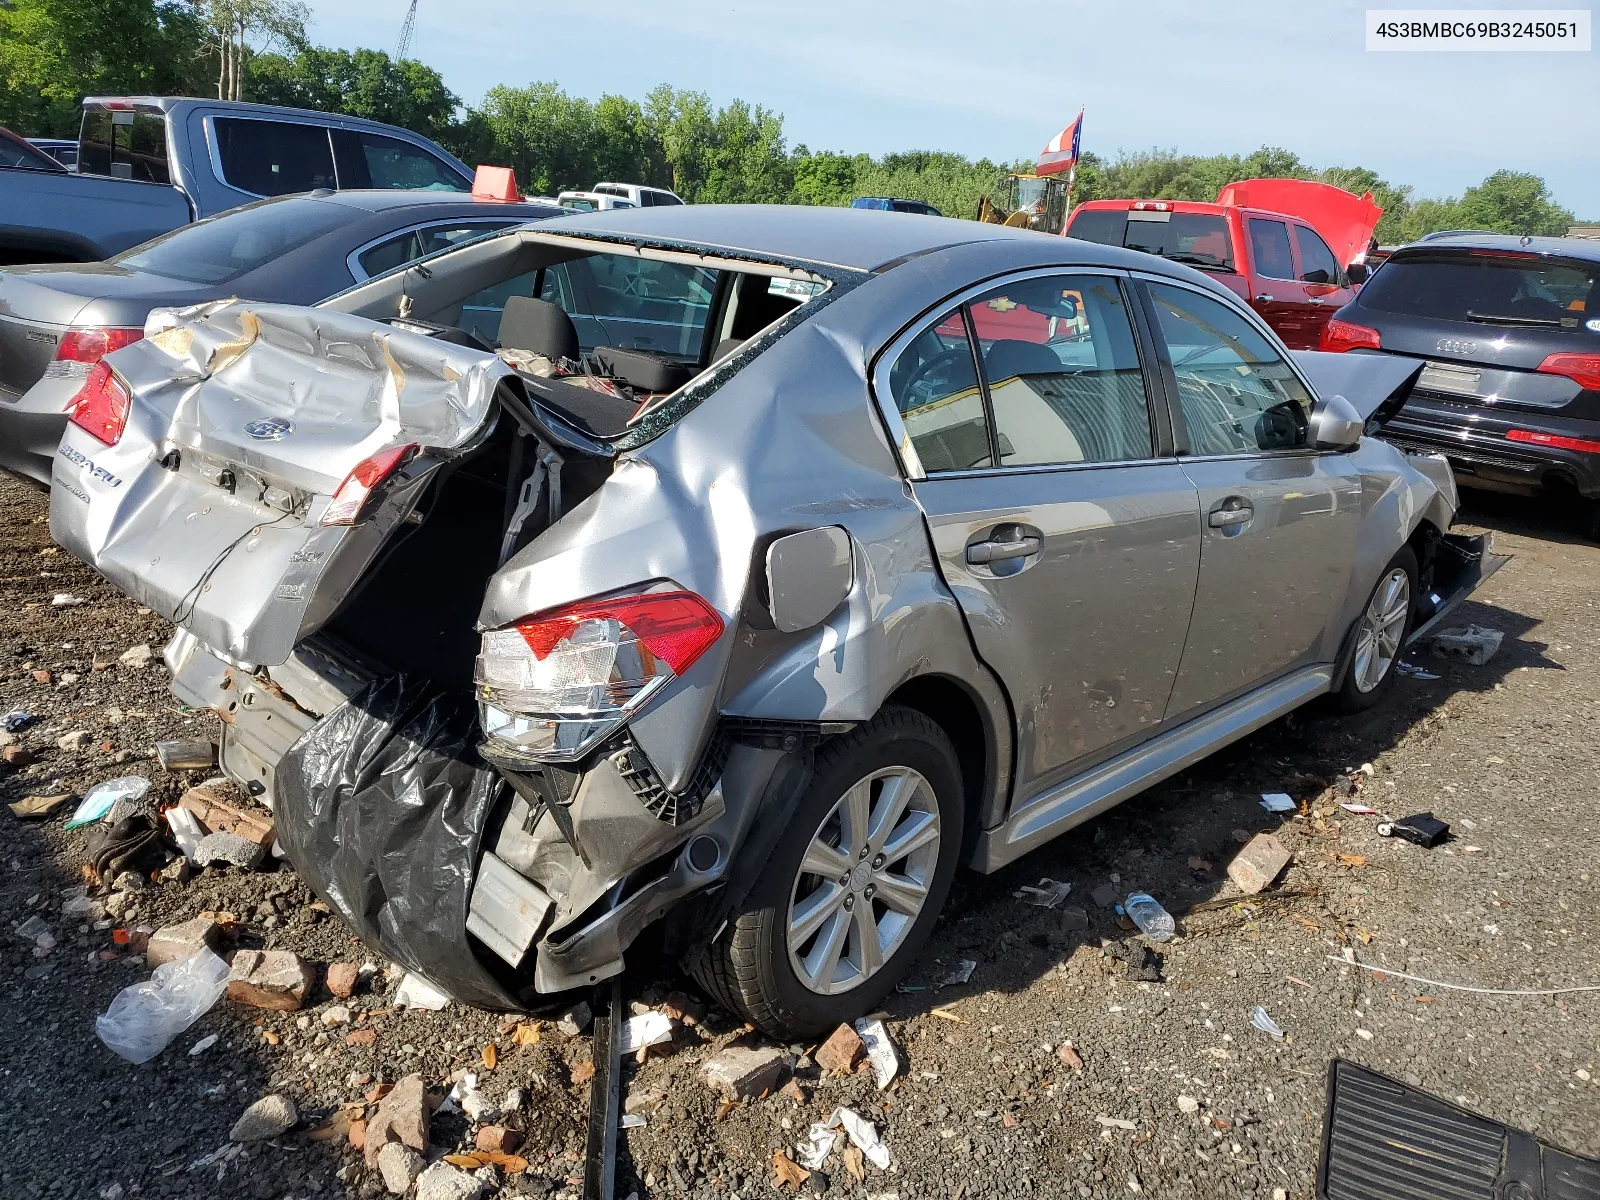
<box><xmin>51</xmin><ymin>206</ymin><xmax>1502</xmax><ymax>1036</ymax></box>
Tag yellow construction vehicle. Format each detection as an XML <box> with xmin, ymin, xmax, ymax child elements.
<box><xmin>976</xmin><ymin>172</ymin><xmax>1069</xmax><ymax>233</ymax></box>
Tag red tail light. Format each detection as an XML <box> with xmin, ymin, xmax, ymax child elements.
<box><xmin>1536</xmin><ymin>353</ymin><xmax>1600</xmax><ymax>394</ymax></box>
<box><xmin>321</xmin><ymin>443</ymin><xmax>418</xmax><ymax>526</ymax></box>
<box><xmin>66</xmin><ymin>361</ymin><xmax>131</xmax><ymax>445</ymax></box>
<box><xmin>1507</xmin><ymin>428</ymin><xmax>1600</xmax><ymax>455</ymax></box>
<box><xmin>514</xmin><ymin>591</ymin><xmax>724</xmax><ymax>675</ymax></box>
<box><xmin>1318</xmin><ymin>318</ymin><xmax>1382</xmax><ymax>353</ymax></box>
<box><xmin>1131</xmin><ymin>201</ymin><xmax>1171</xmax><ymax>212</ymax></box>
<box><xmin>54</xmin><ymin>327</ymin><xmax>142</xmax><ymax>366</ymax></box>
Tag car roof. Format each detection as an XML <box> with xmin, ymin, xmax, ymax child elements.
<box><xmin>1077</xmin><ymin>199</ymin><xmax>1228</xmax><ymax>215</ymax></box>
<box><xmin>1394</xmin><ymin>232</ymin><xmax>1600</xmax><ymax>263</ymax></box>
<box><xmin>305</xmin><ymin>190</ymin><xmax>560</xmax><ymax>217</ymax></box>
<box><xmin>530</xmin><ymin>203</ymin><xmax>1071</xmax><ymax>272</ymax></box>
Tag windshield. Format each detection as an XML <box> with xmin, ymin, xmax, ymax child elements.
<box><xmin>1068</xmin><ymin>209</ymin><xmax>1236</xmax><ymax>271</ymax></box>
<box><xmin>1360</xmin><ymin>250</ymin><xmax>1600</xmax><ymax>331</ymax></box>
<box><xmin>115</xmin><ymin>198</ymin><xmax>352</xmax><ymax>284</ymax></box>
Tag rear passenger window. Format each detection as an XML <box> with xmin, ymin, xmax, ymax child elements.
<box><xmin>1293</xmin><ymin>225</ymin><xmax>1341</xmax><ymax>285</ymax></box>
<box><xmin>1147</xmin><ymin>282</ymin><xmax>1313</xmax><ymax>455</ymax></box>
<box><xmin>214</xmin><ymin>119</ymin><xmax>335</xmax><ymax>195</ymax></box>
<box><xmin>888</xmin><ymin>310</ymin><xmax>990</xmax><ymax>472</ymax></box>
<box><xmin>968</xmin><ymin>276</ymin><xmax>1153</xmax><ymax>466</ymax></box>
<box><xmin>332</xmin><ymin>130</ymin><xmax>466</xmax><ymax>191</ymax></box>
<box><xmin>357</xmin><ymin>223</ymin><xmax>511</xmax><ymax>279</ymax></box>
<box><xmin>1248</xmin><ymin>218</ymin><xmax>1295</xmax><ymax>281</ymax></box>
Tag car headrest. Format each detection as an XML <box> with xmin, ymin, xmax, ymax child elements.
<box><xmin>498</xmin><ymin>295</ymin><xmax>580</xmax><ymax>361</ymax></box>
<box><xmin>984</xmin><ymin>339</ymin><xmax>1062</xmax><ymax>383</ymax></box>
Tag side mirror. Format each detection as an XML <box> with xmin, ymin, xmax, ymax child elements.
<box><xmin>1312</xmin><ymin>394</ymin><xmax>1364</xmax><ymax>452</ymax></box>
<box><xmin>1345</xmin><ymin>262</ymin><xmax>1369</xmax><ymax>285</ymax></box>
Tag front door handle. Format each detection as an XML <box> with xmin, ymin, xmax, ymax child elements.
<box><xmin>1254</xmin><ymin>294</ymin><xmax>1275</xmax><ymax>304</ymax></box>
<box><xmin>967</xmin><ymin>534</ymin><xmax>1041</xmax><ymax>564</ymax></box>
<box><xmin>1208</xmin><ymin>505</ymin><xmax>1254</xmax><ymax>528</ymax></box>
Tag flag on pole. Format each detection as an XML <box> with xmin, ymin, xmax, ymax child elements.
<box><xmin>1036</xmin><ymin>112</ymin><xmax>1082</xmax><ymax>178</ymax></box>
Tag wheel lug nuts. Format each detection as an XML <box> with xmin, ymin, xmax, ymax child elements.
<box><xmin>863</xmin><ymin>884</ymin><xmax>876</xmax><ymax>899</ymax></box>
<box><xmin>838</xmin><ymin>875</ymin><xmax>850</xmax><ymax>887</ymax></box>
<box><xmin>843</xmin><ymin>894</ymin><xmax>854</xmax><ymax>909</ymax></box>
<box><xmin>871</xmin><ymin>854</ymin><xmax>884</xmax><ymax>869</ymax></box>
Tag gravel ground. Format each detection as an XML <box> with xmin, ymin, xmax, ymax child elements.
<box><xmin>2</xmin><ymin>473</ymin><xmax>1597</xmax><ymax>1200</ymax></box>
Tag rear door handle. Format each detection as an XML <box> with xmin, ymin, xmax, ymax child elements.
<box><xmin>967</xmin><ymin>535</ymin><xmax>1041</xmax><ymax>564</ymax></box>
<box><xmin>1208</xmin><ymin>506</ymin><xmax>1253</xmax><ymax>528</ymax></box>
<box><xmin>1254</xmin><ymin>294</ymin><xmax>1274</xmax><ymax>303</ymax></box>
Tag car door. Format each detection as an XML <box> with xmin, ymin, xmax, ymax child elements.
<box><xmin>1139</xmin><ymin>278</ymin><xmax>1362</xmax><ymax>718</ymax></box>
<box><xmin>1290</xmin><ymin>222</ymin><xmax>1354</xmax><ymax>346</ymax></box>
<box><xmin>879</xmin><ymin>270</ymin><xmax>1203</xmax><ymax>797</ymax></box>
<box><xmin>1245</xmin><ymin>216</ymin><xmax>1320</xmax><ymax>348</ymax></box>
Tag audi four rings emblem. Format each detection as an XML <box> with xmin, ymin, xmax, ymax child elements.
<box><xmin>244</xmin><ymin>417</ymin><xmax>294</xmax><ymax>440</ymax></box>
<box><xmin>1435</xmin><ymin>337</ymin><xmax>1479</xmax><ymax>355</ymax></box>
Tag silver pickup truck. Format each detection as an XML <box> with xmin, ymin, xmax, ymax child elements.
<box><xmin>0</xmin><ymin>96</ymin><xmax>474</xmax><ymax>264</ymax></box>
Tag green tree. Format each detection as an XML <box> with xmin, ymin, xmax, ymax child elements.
<box><xmin>0</xmin><ymin>0</ymin><xmax>208</xmax><ymax>135</ymax></box>
<box><xmin>245</xmin><ymin>47</ymin><xmax>459</xmax><ymax>143</ymax></box>
<box><xmin>790</xmin><ymin>147</ymin><xmax>859</xmax><ymax>207</ymax></box>
<box><xmin>1456</xmin><ymin>170</ymin><xmax>1574</xmax><ymax>236</ymax></box>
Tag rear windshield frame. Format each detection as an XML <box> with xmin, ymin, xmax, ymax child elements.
<box><xmin>78</xmin><ymin>106</ymin><xmax>171</xmax><ymax>184</ymax></box>
<box><xmin>1358</xmin><ymin>248</ymin><xmax>1600</xmax><ymax>334</ymax></box>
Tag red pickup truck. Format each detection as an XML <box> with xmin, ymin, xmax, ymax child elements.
<box><xmin>1064</xmin><ymin>180</ymin><xmax>1382</xmax><ymax>350</ymax></box>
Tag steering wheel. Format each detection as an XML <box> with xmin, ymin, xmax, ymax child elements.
<box><xmin>899</xmin><ymin>347</ymin><xmax>974</xmax><ymax>403</ymax></box>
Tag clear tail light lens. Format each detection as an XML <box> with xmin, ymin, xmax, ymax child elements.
<box><xmin>476</xmin><ymin>590</ymin><xmax>724</xmax><ymax>763</ymax></box>
<box><xmin>66</xmin><ymin>361</ymin><xmax>132</xmax><ymax>445</ymax></box>
<box><xmin>321</xmin><ymin>443</ymin><xmax>418</xmax><ymax>526</ymax></box>
<box><xmin>1318</xmin><ymin>318</ymin><xmax>1382</xmax><ymax>353</ymax></box>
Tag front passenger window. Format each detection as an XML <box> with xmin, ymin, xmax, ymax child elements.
<box><xmin>1147</xmin><ymin>283</ymin><xmax>1313</xmax><ymax>455</ymax></box>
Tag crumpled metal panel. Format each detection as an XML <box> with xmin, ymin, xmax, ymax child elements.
<box><xmin>49</xmin><ymin>301</ymin><xmax>508</xmax><ymax>665</ymax></box>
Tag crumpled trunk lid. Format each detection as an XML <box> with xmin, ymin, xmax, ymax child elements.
<box><xmin>50</xmin><ymin>300</ymin><xmax>511</xmax><ymax>666</ymax></box>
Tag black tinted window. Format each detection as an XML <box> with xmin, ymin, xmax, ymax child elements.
<box><xmin>1359</xmin><ymin>252</ymin><xmax>1600</xmax><ymax>333</ymax></box>
<box><xmin>214</xmin><ymin>119</ymin><xmax>334</xmax><ymax>196</ymax></box>
<box><xmin>1248</xmin><ymin>218</ymin><xmax>1295</xmax><ymax>280</ymax></box>
<box><xmin>357</xmin><ymin>222</ymin><xmax>513</xmax><ymax>278</ymax></box>
<box><xmin>78</xmin><ymin>109</ymin><xmax>170</xmax><ymax>183</ymax></box>
<box><xmin>1149</xmin><ymin>282</ymin><xmax>1313</xmax><ymax>455</ymax></box>
<box><xmin>1065</xmin><ymin>208</ymin><xmax>1126</xmax><ymax>247</ymax></box>
<box><xmin>969</xmin><ymin>276</ymin><xmax>1152</xmax><ymax>466</ymax></box>
<box><xmin>1294</xmin><ymin>225</ymin><xmax>1341</xmax><ymax>285</ymax></box>
<box><xmin>115</xmin><ymin>198</ymin><xmax>351</xmax><ymax>284</ymax></box>
<box><xmin>331</xmin><ymin>130</ymin><xmax>466</xmax><ymax>191</ymax></box>
<box><xmin>1123</xmin><ymin>213</ymin><xmax>1235</xmax><ymax>271</ymax></box>
<box><xmin>0</xmin><ymin>134</ymin><xmax>63</xmax><ymax>171</ymax></box>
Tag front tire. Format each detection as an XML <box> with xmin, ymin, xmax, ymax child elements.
<box><xmin>1333</xmin><ymin>546</ymin><xmax>1417</xmax><ymax>713</ymax></box>
<box><xmin>692</xmin><ymin>706</ymin><xmax>963</xmax><ymax>1039</ymax></box>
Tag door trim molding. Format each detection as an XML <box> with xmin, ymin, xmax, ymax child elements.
<box><xmin>972</xmin><ymin>662</ymin><xmax>1332</xmax><ymax>872</ymax></box>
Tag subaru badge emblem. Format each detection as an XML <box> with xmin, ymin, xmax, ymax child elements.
<box><xmin>245</xmin><ymin>417</ymin><xmax>293</xmax><ymax>441</ymax></box>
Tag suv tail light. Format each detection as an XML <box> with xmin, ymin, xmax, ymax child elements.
<box><xmin>320</xmin><ymin>443</ymin><xmax>418</xmax><ymax>526</ymax></box>
<box><xmin>1507</xmin><ymin>428</ymin><xmax>1600</xmax><ymax>455</ymax></box>
<box><xmin>1318</xmin><ymin>318</ymin><xmax>1382</xmax><ymax>353</ymax></box>
<box><xmin>66</xmin><ymin>361</ymin><xmax>132</xmax><ymax>445</ymax></box>
<box><xmin>1536</xmin><ymin>353</ymin><xmax>1600</xmax><ymax>394</ymax></box>
<box><xmin>50</xmin><ymin>327</ymin><xmax>143</xmax><ymax>378</ymax></box>
<box><xmin>475</xmin><ymin>590</ymin><xmax>724</xmax><ymax>763</ymax></box>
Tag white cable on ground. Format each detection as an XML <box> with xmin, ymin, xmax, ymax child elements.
<box><xmin>1329</xmin><ymin>955</ymin><xmax>1600</xmax><ymax>997</ymax></box>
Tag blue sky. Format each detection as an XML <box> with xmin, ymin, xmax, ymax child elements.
<box><xmin>311</xmin><ymin>0</ymin><xmax>1598</xmax><ymax>214</ymax></box>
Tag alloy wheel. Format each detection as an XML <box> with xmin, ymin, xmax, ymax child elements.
<box><xmin>785</xmin><ymin>766</ymin><xmax>941</xmax><ymax>995</ymax></box>
<box><xmin>1353</xmin><ymin>568</ymin><xmax>1410</xmax><ymax>692</ymax></box>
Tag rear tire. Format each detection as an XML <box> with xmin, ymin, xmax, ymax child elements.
<box><xmin>692</xmin><ymin>706</ymin><xmax>963</xmax><ymax>1039</ymax></box>
<box><xmin>1332</xmin><ymin>546</ymin><xmax>1417</xmax><ymax>713</ymax></box>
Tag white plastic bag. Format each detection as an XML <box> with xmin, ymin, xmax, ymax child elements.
<box><xmin>96</xmin><ymin>948</ymin><xmax>229</xmax><ymax>1063</ymax></box>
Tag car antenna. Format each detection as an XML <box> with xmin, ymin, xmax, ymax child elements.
<box><xmin>396</xmin><ymin>261</ymin><xmax>432</xmax><ymax>320</ymax></box>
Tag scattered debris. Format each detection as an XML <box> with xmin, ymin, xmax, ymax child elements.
<box><xmin>447</xmin><ymin>1073</ymin><xmax>492</xmax><ymax>1122</ymax></box>
<box><xmin>226</xmin><ymin>949</ymin><xmax>315</xmax><ymax>1011</ymax></box>
<box><xmin>1340</xmin><ymin>802</ymin><xmax>1380</xmax><ymax>816</ymax></box>
<box><xmin>854</xmin><ymin>1017</ymin><xmax>899</xmax><ymax>1089</ymax></box>
<box><xmin>1108</xmin><ymin>940</ymin><xmax>1164</xmax><ymax>982</ymax></box>
<box><xmin>1250</xmin><ymin>1006</ymin><xmax>1285</xmax><ymax>1040</ymax></box>
<box><xmin>1186</xmin><ymin>856</ymin><xmax>1211</xmax><ymax>871</ymax></box>
<box><xmin>938</xmin><ymin>959</ymin><xmax>977</xmax><ymax>988</ymax></box>
<box><xmin>179</xmin><ymin>783</ymin><xmax>274</xmax><ymax>845</ymax></box>
<box><xmin>145</xmin><ymin>917</ymin><xmax>222</xmax><ymax>968</ymax></box>
<box><xmin>1226</xmin><ymin>833</ymin><xmax>1292</xmax><ymax>895</ymax></box>
<box><xmin>325</xmin><ymin>961</ymin><xmax>359</xmax><ymax>998</ymax></box>
<box><xmin>1177</xmin><ymin>1095</ymin><xmax>1200</xmax><ymax>1115</ymax></box>
<box><xmin>1056</xmin><ymin>1044</ymin><xmax>1084</xmax><ymax>1070</ymax></box>
<box><xmin>1090</xmin><ymin>883</ymin><xmax>1118</xmax><ymax>907</ymax></box>
<box><xmin>1395</xmin><ymin>661</ymin><xmax>1441</xmax><ymax>680</ymax></box>
<box><xmin>156</xmin><ymin>739</ymin><xmax>217</xmax><ymax>772</ymax></box>
<box><xmin>194</xmin><ymin>831</ymin><xmax>267</xmax><ymax>870</ymax></box>
<box><xmin>393</xmin><ymin>972</ymin><xmax>450</xmax><ymax>1010</ymax></box>
<box><xmin>50</xmin><ymin>593</ymin><xmax>86</xmax><ymax>607</ymax></box>
<box><xmin>9</xmin><ymin>792</ymin><xmax>73</xmax><ymax>820</ymax></box>
<box><xmin>2</xmin><ymin>744</ymin><xmax>35</xmax><ymax>767</ymax></box>
<box><xmin>703</xmin><ymin>1046</ymin><xmax>787</xmax><ymax>1100</ymax></box>
<box><xmin>1015</xmin><ymin>878</ymin><xmax>1073</xmax><ymax>907</ymax></box>
<box><xmin>56</xmin><ymin>730</ymin><xmax>91</xmax><ymax>751</ymax></box>
<box><xmin>1097</xmin><ymin>1116</ymin><xmax>1137</xmax><ymax>1131</ymax></box>
<box><xmin>64</xmin><ymin>776</ymin><xmax>149</xmax><ymax>830</ymax></box>
<box><xmin>188</xmin><ymin>1033</ymin><xmax>218</xmax><ymax>1056</ymax></box>
<box><xmin>118</xmin><ymin>644</ymin><xmax>154</xmax><ymax>669</ymax></box>
<box><xmin>1377</xmin><ymin>812</ymin><xmax>1450</xmax><ymax>847</ymax></box>
<box><xmin>2</xmin><ymin>711</ymin><xmax>34</xmax><ymax>733</ymax></box>
<box><xmin>413</xmin><ymin>1160</ymin><xmax>486</xmax><ymax>1200</ymax></box>
<box><xmin>229</xmin><ymin>1093</ymin><xmax>299</xmax><ymax>1142</ymax></box>
<box><xmin>364</xmin><ymin>1074</ymin><xmax>430</xmax><ymax>1167</ymax></box>
<box><xmin>1122</xmin><ymin>892</ymin><xmax>1176</xmax><ymax>942</ymax></box>
<box><xmin>799</xmin><ymin>1107</ymin><xmax>892</xmax><ymax>1171</ymax></box>
<box><xmin>1259</xmin><ymin>793</ymin><xmax>1296</xmax><ymax>814</ymax></box>
<box><xmin>1428</xmin><ymin>625</ymin><xmax>1503</xmax><ymax>666</ymax></box>
<box><xmin>377</xmin><ymin>1143</ymin><xmax>426</xmax><ymax>1195</ymax></box>
<box><xmin>474</xmin><ymin>1125</ymin><xmax>521</xmax><ymax>1154</ymax></box>
<box><xmin>554</xmin><ymin>1000</ymin><xmax>591</xmax><ymax>1035</ymax></box>
<box><xmin>620</xmin><ymin>1011</ymin><xmax>674</xmax><ymax>1055</ymax></box>
<box><xmin>95</xmin><ymin>947</ymin><xmax>229</xmax><ymax>1063</ymax></box>
<box><xmin>816</xmin><ymin>1023</ymin><xmax>866</xmax><ymax>1074</ymax></box>
<box><xmin>773</xmin><ymin>1150</ymin><xmax>812</xmax><ymax>1191</ymax></box>
<box><xmin>164</xmin><ymin>806</ymin><xmax>206</xmax><ymax>862</ymax></box>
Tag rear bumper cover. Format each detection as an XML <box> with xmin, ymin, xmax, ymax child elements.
<box><xmin>1385</xmin><ymin>401</ymin><xmax>1600</xmax><ymax>497</ymax></box>
<box><xmin>0</xmin><ymin>375</ymin><xmax>75</xmax><ymax>489</ymax></box>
